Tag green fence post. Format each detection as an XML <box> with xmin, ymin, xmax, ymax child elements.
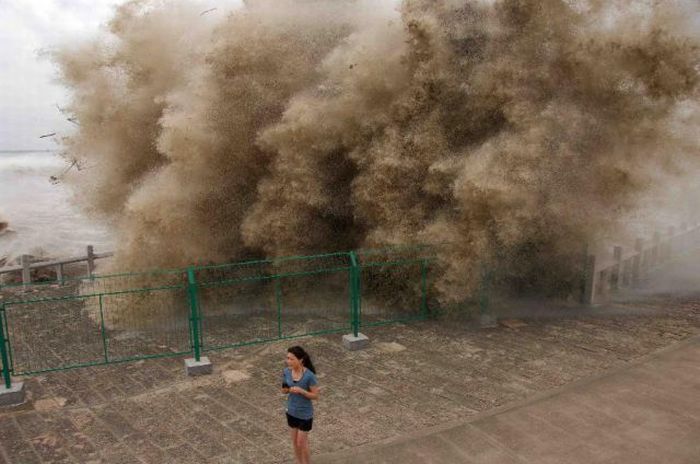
<box><xmin>420</xmin><ymin>259</ymin><xmax>428</xmax><ymax>319</ymax></box>
<box><xmin>275</xmin><ymin>278</ymin><xmax>283</xmax><ymax>339</ymax></box>
<box><xmin>186</xmin><ymin>268</ymin><xmax>202</xmax><ymax>362</ymax></box>
<box><xmin>349</xmin><ymin>252</ymin><xmax>360</xmax><ymax>337</ymax></box>
<box><xmin>579</xmin><ymin>243</ymin><xmax>589</xmax><ymax>303</ymax></box>
<box><xmin>0</xmin><ymin>304</ymin><xmax>12</xmax><ymax>389</ymax></box>
<box><xmin>2</xmin><ymin>308</ymin><xmax>11</xmax><ymax>371</ymax></box>
<box><xmin>98</xmin><ymin>295</ymin><xmax>109</xmax><ymax>363</ymax></box>
<box><xmin>478</xmin><ymin>264</ymin><xmax>495</xmax><ymax>327</ymax></box>
<box><xmin>355</xmin><ymin>261</ymin><xmax>361</xmax><ymax>336</ymax></box>
<box><xmin>347</xmin><ymin>259</ymin><xmax>354</xmax><ymax>333</ymax></box>
<box><xmin>478</xmin><ymin>268</ymin><xmax>490</xmax><ymax>314</ymax></box>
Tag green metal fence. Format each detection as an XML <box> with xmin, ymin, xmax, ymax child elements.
<box><xmin>0</xmin><ymin>269</ymin><xmax>190</xmax><ymax>379</ymax></box>
<box><xmin>193</xmin><ymin>252</ymin><xmax>354</xmax><ymax>352</ymax></box>
<box><xmin>0</xmin><ymin>248</ymin><xmax>434</xmax><ymax>388</ymax></box>
<box><xmin>356</xmin><ymin>247</ymin><xmax>431</xmax><ymax>328</ymax></box>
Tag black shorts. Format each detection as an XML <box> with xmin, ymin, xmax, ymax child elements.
<box><xmin>286</xmin><ymin>413</ymin><xmax>313</xmax><ymax>432</ymax></box>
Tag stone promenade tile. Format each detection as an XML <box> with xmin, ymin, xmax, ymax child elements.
<box><xmin>224</xmin><ymin>415</ymin><xmax>276</xmax><ymax>443</ymax></box>
<box><xmin>94</xmin><ymin>405</ymin><xmax>137</xmax><ymax>439</ymax></box>
<box><xmin>66</xmin><ymin>409</ymin><xmax>120</xmax><ymax>449</ymax></box>
<box><xmin>474</xmin><ymin>410</ymin><xmax>587</xmax><ymax>462</ymax></box>
<box><xmin>123</xmin><ymin>405</ymin><xmax>187</xmax><ymax>449</ymax></box>
<box><xmin>0</xmin><ymin>300</ymin><xmax>697</xmax><ymax>463</ymax></box>
<box><xmin>180</xmin><ymin>425</ymin><xmax>229</xmax><ymax>458</ymax></box>
<box><xmin>74</xmin><ymin>386</ymin><xmax>109</xmax><ymax>407</ymax></box>
<box><xmin>439</xmin><ymin>425</ymin><xmax>527</xmax><ymax>463</ymax></box>
<box><xmin>97</xmin><ymin>441</ymin><xmax>143</xmax><ymax>464</ymax></box>
<box><xmin>15</xmin><ymin>412</ymin><xmax>74</xmax><ymax>462</ymax></box>
<box><xmin>316</xmin><ymin>334</ymin><xmax>700</xmax><ymax>464</ymax></box>
<box><xmin>47</xmin><ymin>415</ymin><xmax>99</xmax><ymax>462</ymax></box>
<box><xmin>188</xmin><ymin>411</ymin><xmax>255</xmax><ymax>453</ymax></box>
<box><xmin>0</xmin><ymin>416</ymin><xmax>42</xmax><ymax>464</ymax></box>
<box><xmin>163</xmin><ymin>442</ymin><xmax>208</xmax><ymax>464</ymax></box>
<box><xmin>123</xmin><ymin>433</ymin><xmax>167</xmax><ymax>463</ymax></box>
<box><xmin>42</xmin><ymin>377</ymin><xmax>86</xmax><ymax>409</ymax></box>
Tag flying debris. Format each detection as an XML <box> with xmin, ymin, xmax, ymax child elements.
<box><xmin>61</xmin><ymin>159</ymin><xmax>81</xmax><ymax>174</ymax></box>
<box><xmin>49</xmin><ymin>159</ymin><xmax>83</xmax><ymax>185</ymax></box>
<box><xmin>200</xmin><ymin>7</ymin><xmax>216</xmax><ymax>16</ymax></box>
<box><xmin>39</xmin><ymin>132</ymin><xmax>56</xmax><ymax>138</ymax></box>
<box><xmin>56</xmin><ymin>103</ymin><xmax>80</xmax><ymax>125</ymax></box>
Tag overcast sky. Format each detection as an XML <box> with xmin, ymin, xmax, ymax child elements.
<box><xmin>0</xmin><ymin>0</ymin><xmax>256</xmax><ymax>151</ymax></box>
<box><xmin>0</xmin><ymin>0</ymin><xmax>122</xmax><ymax>151</ymax></box>
<box><xmin>1</xmin><ymin>0</ymin><xmax>697</xmax><ymax>151</ymax></box>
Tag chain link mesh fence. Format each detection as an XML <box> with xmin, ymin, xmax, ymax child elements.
<box><xmin>0</xmin><ymin>248</ymin><xmax>434</xmax><ymax>379</ymax></box>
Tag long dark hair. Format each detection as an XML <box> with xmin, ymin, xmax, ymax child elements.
<box><xmin>288</xmin><ymin>346</ymin><xmax>316</xmax><ymax>374</ymax></box>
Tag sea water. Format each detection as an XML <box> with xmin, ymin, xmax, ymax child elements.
<box><xmin>0</xmin><ymin>150</ymin><xmax>114</xmax><ymax>263</ymax></box>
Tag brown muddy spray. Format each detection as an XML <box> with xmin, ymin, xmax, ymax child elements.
<box><xmin>53</xmin><ymin>0</ymin><xmax>699</xmax><ymax>303</ymax></box>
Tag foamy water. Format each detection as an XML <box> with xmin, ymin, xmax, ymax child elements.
<box><xmin>44</xmin><ymin>0</ymin><xmax>699</xmax><ymax>299</ymax></box>
<box><xmin>0</xmin><ymin>151</ymin><xmax>114</xmax><ymax>263</ymax></box>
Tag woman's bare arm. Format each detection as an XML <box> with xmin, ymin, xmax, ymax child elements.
<box><xmin>289</xmin><ymin>385</ymin><xmax>319</xmax><ymax>400</ymax></box>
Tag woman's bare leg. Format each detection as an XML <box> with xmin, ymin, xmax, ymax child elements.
<box><xmin>290</xmin><ymin>428</ymin><xmax>302</xmax><ymax>463</ymax></box>
<box><xmin>296</xmin><ymin>431</ymin><xmax>310</xmax><ymax>464</ymax></box>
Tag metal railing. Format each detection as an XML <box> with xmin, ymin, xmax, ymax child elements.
<box><xmin>582</xmin><ymin>223</ymin><xmax>700</xmax><ymax>304</ymax></box>
<box><xmin>4</xmin><ymin>224</ymin><xmax>696</xmax><ymax>390</ymax></box>
<box><xmin>0</xmin><ymin>247</ymin><xmax>434</xmax><ymax>388</ymax></box>
<box><xmin>0</xmin><ymin>245</ymin><xmax>113</xmax><ymax>286</ymax></box>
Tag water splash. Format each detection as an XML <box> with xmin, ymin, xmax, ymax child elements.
<box><xmin>52</xmin><ymin>0</ymin><xmax>700</xmax><ymax>301</ymax></box>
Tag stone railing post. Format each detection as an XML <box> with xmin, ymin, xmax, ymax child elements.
<box><xmin>651</xmin><ymin>231</ymin><xmax>660</xmax><ymax>267</ymax></box>
<box><xmin>55</xmin><ymin>263</ymin><xmax>64</xmax><ymax>285</ymax></box>
<box><xmin>86</xmin><ymin>245</ymin><xmax>95</xmax><ymax>278</ymax></box>
<box><xmin>582</xmin><ymin>254</ymin><xmax>596</xmax><ymax>305</ymax></box>
<box><xmin>20</xmin><ymin>255</ymin><xmax>31</xmax><ymax>286</ymax></box>
<box><xmin>665</xmin><ymin>226</ymin><xmax>674</xmax><ymax>262</ymax></box>
<box><xmin>632</xmin><ymin>238</ymin><xmax>642</xmax><ymax>288</ymax></box>
<box><xmin>611</xmin><ymin>246</ymin><xmax>622</xmax><ymax>291</ymax></box>
<box><xmin>622</xmin><ymin>258</ymin><xmax>631</xmax><ymax>288</ymax></box>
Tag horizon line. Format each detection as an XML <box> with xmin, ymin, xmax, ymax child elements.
<box><xmin>0</xmin><ymin>149</ymin><xmax>57</xmax><ymax>153</ymax></box>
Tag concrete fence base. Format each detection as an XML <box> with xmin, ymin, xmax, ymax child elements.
<box><xmin>342</xmin><ymin>333</ymin><xmax>369</xmax><ymax>351</ymax></box>
<box><xmin>185</xmin><ymin>357</ymin><xmax>213</xmax><ymax>376</ymax></box>
<box><xmin>0</xmin><ymin>382</ymin><xmax>25</xmax><ymax>407</ymax></box>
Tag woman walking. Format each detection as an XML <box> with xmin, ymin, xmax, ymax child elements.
<box><xmin>282</xmin><ymin>346</ymin><xmax>319</xmax><ymax>464</ymax></box>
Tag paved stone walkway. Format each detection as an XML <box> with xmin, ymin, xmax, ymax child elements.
<box><xmin>316</xmin><ymin>335</ymin><xmax>700</xmax><ymax>464</ymax></box>
<box><xmin>0</xmin><ymin>300</ymin><xmax>698</xmax><ymax>463</ymax></box>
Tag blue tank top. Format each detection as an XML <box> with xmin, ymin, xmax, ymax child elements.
<box><xmin>283</xmin><ymin>367</ymin><xmax>317</xmax><ymax>420</ymax></box>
